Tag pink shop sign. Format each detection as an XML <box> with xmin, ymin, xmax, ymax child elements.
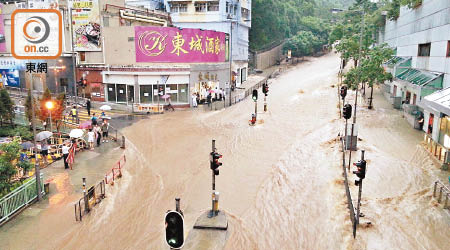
<box><xmin>135</xmin><ymin>26</ymin><xmax>227</xmax><ymax>63</ymax></box>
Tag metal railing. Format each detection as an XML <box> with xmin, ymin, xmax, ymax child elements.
<box><xmin>340</xmin><ymin>137</ymin><xmax>357</xmax><ymax>237</ymax></box>
<box><xmin>74</xmin><ymin>180</ymin><xmax>106</xmax><ymax>222</ymax></box>
<box><xmin>0</xmin><ymin>173</ymin><xmax>45</xmax><ymax>225</ymax></box>
<box><xmin>432</xmin><ymin>180</ymin><xmax>450</xmax><ymax>209</ymax></box>
<box><xmin>105</xmin><ymin>155</ymin><xmax>126</xmax><ymax>185</ymax></box>
<box><xmin>423</xmin><ymin>133</ymin><xmax>449</xmax><ymax>167</ymax></box>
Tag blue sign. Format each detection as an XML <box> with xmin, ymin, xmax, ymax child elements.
<box><xmin>0</xmin><ymin>69</ymin><xmax>20</xmax><ymax>87</ymax></box>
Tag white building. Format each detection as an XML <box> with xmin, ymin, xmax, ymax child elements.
<box><xmin>380</xmin><ymin>0</ymin><xmax>450</xmax><ymax>142</ymax></box>
<box><xmin>165</xmin><ymin>0</ymin><xmax>251</xmax><ymax>87</ymax></box>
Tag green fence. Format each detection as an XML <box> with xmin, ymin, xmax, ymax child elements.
<box><xmin>0</xmin><ymin>173</ymin><xmax>44</xmax><ymax>225</ymax></box>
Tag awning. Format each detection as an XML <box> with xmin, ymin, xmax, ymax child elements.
<box><xmin>383</xmin><ymin>56</ymin><xmax>411</xmax><ymax>68</ymax></box>
<box><xmin>418</xmin><ymin>87</ymin><xmax>450</xmax><ymax>115</ymax></box>
<box><xmin>396</xmin><ymin>68</ymin><xmax>443</xmax><ymax>86</ymax></box>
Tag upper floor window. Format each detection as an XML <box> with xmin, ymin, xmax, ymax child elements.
<box><xmin>195</xmin><ymin>3</ymin><xmax>207</xmax><ymax>12</ymax></box>
<box><xmin>447</xmin><ymin>41</ymin><xmax>450</xmax><ymax>57</ymax></box>
<box><xmin>170</xmin><ymin>3</ymin><xmax>188</xmax><ymax>13</ymax></box>
<box><xmin>207</xmin><ymin>2</ymin><xmax>219</xmax><ymax>12</ymax></box>
<box><xmin>241</xmin><ymin>8</ymin><xmax>249</xmax><ymax>19</ymax></box>
<box><xmin>418</xmin><ymin>43</ymin><xmax>431</xmax><ymax>57</ymax></box>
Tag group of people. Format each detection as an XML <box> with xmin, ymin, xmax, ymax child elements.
<box><xmin>191</xmin><ymin>87</ymin><xmax>226</xmax><ymax>108</ymax></box>
<box><xmin>87</xmin><ymin>119</ymin><xmax>110</xmax><ymax>150</ymax></box>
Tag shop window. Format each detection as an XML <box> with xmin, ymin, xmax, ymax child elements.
<box><xmin>116</xmin><ymin>84</ymin><xmax>127</xmax><ymax>102</ymax></box>
<box><xmin>167</xmin><ymin>84</ymin><xmax>178</xmax><ymax>103</ymax></box>
<box><xmin>107</xmin><ymin>84</ymin><xmax>116</xmax><ymax>102</ymax></box>
<box><xmin>241</xmin><ymin>68</ymin><xmax>247</xmax><ymax>82</ymax></box>
<box><xmin>418</xmin><ymin>43</ymin><xmax>431</xmax><ymax>57</ymax></box>
<box><xmin>140</xmin><ymin>85</ymin><xmax>152</xmax><ymax>103</ymax></box>
<box><xmin>128</xmin><ymin>85</ymin><xmax>134</xmax><ymax>102</ymax></box>
<box><xmin>207</xmin><ymin>2</ymin><xmax>219</xmax><ymax>11</ymax></box>
<box><xmin>195</xmin><ymin>3</ymin><xmax>207</xmax><ymax>12</ymax></box>
<box><xmin>178</xmin><ymin>84</ymin><xmax>188</xmax><ymax>103</ymax></box>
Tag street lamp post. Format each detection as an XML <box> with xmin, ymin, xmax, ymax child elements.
<box><xmin>227</xmin><ymin>14</ymin><xmax>235</xmax><ymax>107</ymax></box>
<box><xmin>45</xmin><ymin>101</ymin><xmax>54</xmax><ymax>132</ymax></box>
<box><xmin>30</xmin><ymin>74</ymin><xmax>42</xmax><ymax>201</ymax></box>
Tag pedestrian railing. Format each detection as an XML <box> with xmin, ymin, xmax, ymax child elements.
<box><xmin>74</xmin><ymin>180</ymin><xmax>106</xmax><ymax>222</ymax></box>
<box><xmin>432</xmin><ymin>180</ymin><xmax>450</xmax><ymax>210</ymax></box>
<box><xmin>109</xmin><ymin>125</ymin><xmax>126</xmax><ymax>148</ymax></box>
<box><xmin>423</xmin><ymin>134</ymin><xmax>449</xmax><ymax>169</ymax></box>
<box><xmin>105</xmin><ymin>155</ymin><xmax>126</xmax><ymax>185</ymax></box>
<box><xmin>0</xmin><ymin>173</ymin><xmax>45</xmax><ymax>225</ymax></box>
<box><xmin>340</xmin><ymin>137</ymin><xmax>358</xmax><ymax>237</ymax></box>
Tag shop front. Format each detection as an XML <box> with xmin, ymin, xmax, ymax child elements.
<box><xmin>190</xmin><ymin>64</ymin><xmax>229</xmax><ymax>105</ymax></box>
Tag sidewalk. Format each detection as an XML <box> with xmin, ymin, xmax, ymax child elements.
<box><xmin>0</xmin><ymin>140</ymin><xmax>125</xmax><ymax>249</ymax></box>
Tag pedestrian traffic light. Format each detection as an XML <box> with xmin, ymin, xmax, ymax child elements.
<box><xmin>82</xmin><ymin>79</ymin><xmax>87</xmax><ymax>88</ymax></box>
<box><xmin>210</xmin><ymin>152</ymin><xmax>223</xmax><ymax>175</ymax></box>
<box><xmin>353</xmin><ymin>160</ymin><xmax>366</xmax><ymax>185</ymax></box>
<box><xmin>165</xmin><ymin>210</ymin><xmax>184</xmax><ymax>249</ymax></box>
<box><xmin>252</xmin><ymin>89</ymin><xmax>258</xmax><ymax>101</ymax></box>
<box><xmin>343</xmin><ymin>104</ymin><xmax>352</xmax><ymax>120</ymax></box>
<box><xmin>340</xmin><ymin>86</ymin><xmax>347</xmax><ymax>99</ymax></box>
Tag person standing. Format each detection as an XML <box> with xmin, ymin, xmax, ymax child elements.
<box><xmin>87</xmin><ymin>129</ymin><xmax>95</xmax><ymax>150</ymax></box>
<box><xmin>67</xmin><ymin>139</ymin><xmax>76</xmax><ymax>170</ymax></box>
<box><xmin>40</xmin><ymin>139</ymin><xmax>49</xmax><ymax>166</ymax></box>
<box><xmin>101</xmin><ymin>120</ymin><xmax>109</xmax><ymax>143</ymax></box>
<box><xmin>94</xmin><ymin>125</ymin><xmax>102</xmax><ymax>146</ymax></box>
<box><xmin>86</xmin><ymin>98</ymin><xmax>91</xmax><ymax>116</ymax></box>
<box><xmin>91</xmin><ymin>112</ymin><xmax>98</xmax><ymax>126</ymax></box>
<box><xmin>71</xmin><ymin>106</ymin><xmax>77</xmax><ymax>123</ymax></box>
<box><xmin>191</xmin><ymin>93</ymin><xmax>198</xmax><ymax>108</ymax></box>
<box><xmin>62</xmin><ymin>141</ymin><xmax>70</xmax><ymax>169</ymax></box>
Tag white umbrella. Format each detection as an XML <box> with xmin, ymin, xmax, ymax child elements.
<box><xmin>69</xmin><ymin>129</ymin><xmax>84</xmax><ymax>138</ymax></box>
<box><xmin>99</xmin><ymin>105</ymin><xmax>112</xmax><ymax>111</ymax></box>
<box><xmin>35</xmin><ymin>131</ymin><xmax>52</xmax><ymax>141</ymax></box>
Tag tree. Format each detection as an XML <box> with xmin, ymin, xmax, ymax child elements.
<box><xmin>0</xmin><ymin>89</ymin><xmax>15</xmax><ymax>126</ymax></box>
<box><xmin>25</xmin><ymin>89</ymin><xmax>39</xmax><ymax>124</ymax></box>
<box><xmin>0</xmin><ymin>139</ymin><xmax>30</xmax><ymax>195</ymax></box>
<box><xmin>39</xmin><ymin>88</ymin><xmax>52</xmax><ymax>125</ymax></box>
<box><xmin>53</xmin><ymin>93</ymin><xmax>66</xmax><ymax>131</ymax></box>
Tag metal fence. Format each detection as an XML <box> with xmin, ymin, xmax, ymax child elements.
<box><xmin>424</xmin><ymin>133</ymin><xmax>449</xmax><ymax>168</ymax></box>
<box><xmin>340</xmin><ymin>138</ymin><xmax>357</xmax><ymax>237</ymax></box>
<box><xmin>105</xmin><ymin>155</ymin><xmax>126</xmax><ymax>185</ymax></box>
<box><xmin>74</xmin><ymin>180</ymin><xmax>106</xmax><ymax>222</ymax></box>
<box><xmin>433</xmin><ymin>180</ymin><xmax>450</xmax><ymax>209</ymax></box>
<box><xmin>0</xmin><ymin>173</ymin><xmax>45</xmax><ymax>225</ymax></box>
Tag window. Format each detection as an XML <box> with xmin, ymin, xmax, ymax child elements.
<box><xmin>195</xmin><ymin>3</ymin><xmax>207</xmax><ymax>12</ymax></box>
<box><xmin>241</xmin><ymin>8</ymin><xmax>249</xmax><ymax>19</ymax></box>
<box><xmin>447</xmin><ymin>41</ymin><xmax>450</xmax><ymax>57</ymax></box>
<box><xmin>170</xmin><ymin>3</ymin><xmax>187</xmax><ymax>13</ymax></box>
<box><xmin>226</xmin><ymin>2</ymin><xmax>230</xmax><ymax>13</ymax></box>
<box><xmin>207</xmin><ymin>2</ymin><xmax>219</xmax><ymax>11</ymax></box>
<box><xmin>418</xmin><ymin>43</ymin><xmax>431</xmax><ymax>57</ymax></box>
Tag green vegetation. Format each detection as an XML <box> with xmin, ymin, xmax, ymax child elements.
<box><xmin>250</xmin><ymin>0</ymin><xmax>354</xmax><ymax>55</ymax></box>
<box><xmin>0</xmin><ymin>125</ymin><xmax>34</xmax><ymax>141</ymax></box>
<box><xmin>0</xmin><ymin>139</ymin><xmax>33</xmax><ymax>196</ymax></box>
<box><xmin>0</xmin><ymin>88</ymin><xmax>15</xmax><ymax>126</ymax></box>
<box><xmin>38</xmin><ymin>88</ymin><xmax>66</xmax><ymax>131</ymax></box>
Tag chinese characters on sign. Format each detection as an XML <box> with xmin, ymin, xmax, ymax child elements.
<box><xmin>26</xmin><ymin>63</ymin><xmax>48</xmax><ymax>73</ymax></box>
<box><xmin>135</xmin><ymin>27</ymin><xmax>226</xmax><ymax>63</ymax></box>
<box><xmin>70</xmin><ymin>0</ymin><xmax>102</xmax><ymax>51</ymax></box>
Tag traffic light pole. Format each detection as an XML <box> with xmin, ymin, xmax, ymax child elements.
<box><xmin>212</xmin><ymin>140</ymin><xmax>216</xmax><ymax>191</ymax></box>
<box><xmin>356</xmin><ymin>150</ymin><xmax>365</xmax><ymax>225</ymax></box>
<box><xmin>264</xmin><ymin>96</ymin><xmax>267</xmax><ymax>112</ymax></box>
<box><xmin>254</xmin><ymin>100</ymin><xmax>257</xmax><ymax>120</ymax></box>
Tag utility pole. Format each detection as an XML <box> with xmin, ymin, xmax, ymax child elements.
<box><xmin>356</xmin><ymin>150</ymin><xmax>365</xmax><ymax>225</ymax></box>
<box><xmin>69</xmin><ymin>7</ymin><xmax>78</xmax><ymax>121</ymax></box>
<box><xmin>211</xmin><ymin>139</ymin><xmax>216</xmax><ymax>191</ymax></box>
<box><xmin>31</xmin><ymin>75</ymin><xmax>42</xmax><ymax>201</ymax></box>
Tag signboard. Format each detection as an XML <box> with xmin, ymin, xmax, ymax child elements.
<box><xmin>70</xmin><ymin>0</ymin><xmax>102</xmax><ymax>51</ymax></box>
<box><xmin>135</xmin><ymin>26</ymin><xmax>226</xmax><ymax>63</ymax></box>
<box><xmin>28</xmin><ymin>0</ymin><xmax>59</xmax><ymax>9</ymax></box>
<box><xmin>0</xmin><ymin>69</ymin><xmax>20</xmax><ymax>87</ymax></box>
<box><xmin>0</xmin><ymin>4</ymin><xmax>6</xmax><ymax>52</ymax></box>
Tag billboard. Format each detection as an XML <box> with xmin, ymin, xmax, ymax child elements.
<box><xmin>135</xmin><ymin>27</ymin><xmax>226</xmax><ymax>63</ymax></box>
<box><xmin>0</xmin><ymin>69</ymin><xmax>20</xmax><ymax>88</ymax></box>
<box><xmin>27</xmin><ymin>0</ymin><xmax>59</xmax><ymax>9</ymax></box>
<box><xmin>70</xmin><ymin>0</ymin><xmax>101</xmax><ymax>51</ymax></box>
<box><xmin>0</xmin><ymin>4</ymin><xmax>6</xmax><ymax>52</ymax></box>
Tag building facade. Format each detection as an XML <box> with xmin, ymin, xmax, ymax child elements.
<box><xmin>165</xmin><ymin>0</ymin><xmax>251</xmax><ymax>87</ymax></box>
<box><xmin>380</xmin><ymin>0</ymin><xmax>450</xmax><ymax>142</ymax></box>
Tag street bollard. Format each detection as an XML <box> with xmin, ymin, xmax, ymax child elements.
<box><xmin>121</xmin><ymin>135</ymin><xmax>125</xmax><ymax>149</ymax></box>
<box><xmin>83</xmin><ymin>177</ymin><xmax>89</xmax><ymax>213</ymax></box>
<box><xmin>444</xmin><ymin>194</ymin><xmax>449</xmax><ymax>209</ymax></box>
<box><xmin>438</xmin><ymin>187</ymin><xmax>443</xmax><ymax>203</ymax></box>
<box><xmin>433</xmin><ymin>181</ymin><xmax>438</xmax><ymax>197</ymax></box>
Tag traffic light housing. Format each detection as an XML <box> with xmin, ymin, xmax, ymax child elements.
<box><xmin>353</xmin><ymin>160</ymin><xmax>366</xmax><ymax>185</ymax></box>
<box><xmin>252</xmin><ymin>89</ymin><xmax>258</xmax><ymax>101</ymax></box>
<box><xmin>210</xmin><ymin>152</ymin><xmax>223</xmax><ymax>175</ymax></box>
<box><xmin>262</xmin><ymin>83</ymin><xmax>269</xmax><ymax>96</ymax></box>
<box><xmin>82</xmin><ymin>79</ymin><xmax>87</xmax><ymax>88</ymax></box>
<box><xmin>340</xmin><ymin>86</ymin><xmax>347</xmax><ymax>99</ymax></box>
<box><xmin>165</xmin><ymin>210</ymin><xmax>184</xmax><ymax>249</ymax></box>
<box><xmin>343</xmin><ymin>104</ymin><xmax>352</xmax><ymax>120</ymax></box>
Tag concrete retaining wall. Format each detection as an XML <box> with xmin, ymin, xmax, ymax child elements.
<box><xmin>253</xmin><ymin>43</ymin><xmax>284</xmax><ymax>70</ymax></box>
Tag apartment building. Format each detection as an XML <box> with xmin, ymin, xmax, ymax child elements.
<box><xmin>165</xmin><ymin>0</ymin><xmax>251</xmax><ymax>87</ymax></box>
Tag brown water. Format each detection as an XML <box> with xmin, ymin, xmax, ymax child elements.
<box><xmin>1</xmin><ymin>53</ymin><xmax>449</xmax><ymax>250</ymax></box>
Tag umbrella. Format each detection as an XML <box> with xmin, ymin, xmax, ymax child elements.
<box><xmin>101</xmin><ymin>116</ymin><xmax>111</xmax><ymax>120</ymax></box>
<box><xmin>161</xmin><ymin>94</ymin><xmax>171</xmax><ymax>99</ymax></box>
<box><xmin>21</xmin><ymin>141</ymin><xmax>34</xmax><ymax>150</ymax></box>
<box><xmin>99</xmin><ymin>105</ymin><xmax>112</xmax><ymax>111</ymax></box>
<box><xmin>35</xmin><ymin>131</ymin><xmax>52</xmax><ymax>141</ymax></box>
<box><xmin>79</xmin><ymin>120</ymin><xmax>92</xmax><ymax>129</ymax></box>
<box><xmin>69</xmin><ymin>129</ymin><xmax>84</xmax><ymax>138</ymax></box>
<box><xmin>209</xmin><ymin>89</ymin><xmax>215</xmax><ymax>93</ymax></box>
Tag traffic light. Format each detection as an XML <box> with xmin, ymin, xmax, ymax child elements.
<box><xmin>165</xmin><ymin>210</ymin><xmax>184</xmax><ymax>249</ymax></box>
<box><xmin>340</xmin><ymin>86</ymin><xmax>347</xmax><ymax>99</ymax></box>
<box><xmin>343</xmin><ymin>104</ymin><xmax>352</xmax><ymax>120</ymax></box>
<box><xmin>82</xmin><ymin>79</ymin><xmax>87</xmax><ymax>88</ymax></box>
<box><xmin>353</xmin><ymin>160</ymin><xmax>366</xmax><ymax>185</ymax></box>
<box><xmin>210</xmin><ymin>152</ymin><xmax>223</xmax><ymax>175</ymax></box>
<box><xmin>252</xmin><ymin>89</ymin><xmax>258</xmax><ymax>101</ymax></box>
<box><xmin>262</xmin><ymin>83</ymin><xmax>269</xmax><ymax>96</ymax></box>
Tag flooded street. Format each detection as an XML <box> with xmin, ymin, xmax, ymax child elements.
<box><xmin>1</xmin><ymin>52</ymin><xmax>449</xmax><ymax>249</ymax></box>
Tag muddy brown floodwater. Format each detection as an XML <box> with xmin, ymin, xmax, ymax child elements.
<box><xmin>2</xmin><ymin>52</ymin><xmax>449</xmax><ymax>250</ymax></box>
